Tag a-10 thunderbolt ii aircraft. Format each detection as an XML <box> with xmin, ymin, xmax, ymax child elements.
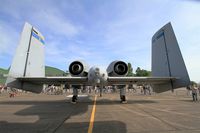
<box><xmin>6</xmin><ymin>22</ymin><xmax>190</xmax><ymax>103</ymax></box>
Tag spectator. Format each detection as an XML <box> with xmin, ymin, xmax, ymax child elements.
<box><xmin>191</xmin><ymin>85</ymin><xmax>198</xmax><ymax>101</ymax></box>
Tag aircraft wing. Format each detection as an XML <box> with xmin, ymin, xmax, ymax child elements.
<box><xmin>107</xmin><ymin>77</ymin><xmax>177</xmax><ymax>85</ymax></box>
<box><xmin>16</xmin><ymin>76</ymin><xmax>177</xmax><ymax>87</ymax></box>
<box><xmin>108</xmin><ymin>76</ymin><xmax>179</xmax><ymax>93</ymax></box>
<box><xmin>17</xmin><ymin>76</ymin><xmax>88</xmax><ymax>85</ymax></box>
<box><xmin>17</xmin><ymin>76</ymin><xmax>177</xmax><ymax>85</ymax></box>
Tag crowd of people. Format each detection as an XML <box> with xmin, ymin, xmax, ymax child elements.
<box><xmin>1</xmin><ymin>83</ymin><xmax>200</xmax><ymax>102</ymax></box>
<box><xmin>0</xmin><ymin>84</ymin><xmax>155</xmax><ymax>97</ymax></box>
<box><xmin>0</xmin><ymin>85</ymin><xmax>19</xmax><ymax>97</ymax></box>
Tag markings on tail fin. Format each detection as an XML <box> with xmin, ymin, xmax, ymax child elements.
<box><xmin>152</xmin><ymin>31</ymin><xmax>164</xmax><ymax>43</ymax></box>
<box><xmin>32</xmin><ymin>31</ymin><xmax>45</xmax><ymax>44</ymax></box>
<box><xmin>156</xmin><ymin>31</ymin><xmax>164</xmax><ymax>40</ymax></box>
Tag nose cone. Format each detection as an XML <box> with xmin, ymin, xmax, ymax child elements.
<box><xmin>95</xmin><ymin>67</ymin><xmax>100</xmax><ymax>76</ymax></box>
<box><xmin>88</xmin><ymin>66</ymin><xmax>107</xmax><ymax>85</ymax></box>
<box><xmin>94</xmin><ymin>67</ymin><xmax>102</xmax><ymax>84</ymax></box>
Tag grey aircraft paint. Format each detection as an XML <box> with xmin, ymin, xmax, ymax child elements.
<box><xmin>6</xmin><ymin>22</ymin><xmax>45</xmax><ymax>93</ymax></box>
<box><xmin>152</xmin><ymin>22</ymin><xmax>190</xmax><ymax>92</ymax></box>
<box><xmin>6</xmin><ymin>22</ymin><xmax>190</xmax><ymax>94</ymax></box>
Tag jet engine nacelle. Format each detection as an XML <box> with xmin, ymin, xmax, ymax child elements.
<box><xmin>69</xmin><ymin>60</ymin><xmax>89</xmax><ymax>76</ymax></box>
<box><xmin>107</xmin><ymin>61</ymin><xmax>128</xmax><ymax>76</ymax></box>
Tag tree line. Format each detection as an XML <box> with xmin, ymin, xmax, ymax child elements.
<box><xmin>127</xmin><ymin>63</ymin><xmax>151</xmax><ymax>77</ymax></box>
<box><xmin>126</xmin><ymin>63</ymin><xmax>199</xmax><ymax>86</ymax></box>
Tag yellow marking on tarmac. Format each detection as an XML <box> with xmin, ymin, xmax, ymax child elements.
<box><xmin>88</xmin><ymin>95</ymin><xmax>97</xmax><ymax>133</ymax></box>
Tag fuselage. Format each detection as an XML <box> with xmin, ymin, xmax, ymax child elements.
<box><xmin>69</xmin><ymin>60</ymin><xmax>128</xmax><ymax>86</ymax></box>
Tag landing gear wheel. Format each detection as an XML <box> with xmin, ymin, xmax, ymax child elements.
<box><xmin>120</xmin><ymin>95</ymin><xmax>127</xmax><ymax>104</ymax></box>
<box><xmin>71</xmin><ymin>95</ymin><xmax>78</xmax><ymax>104</ymax></box>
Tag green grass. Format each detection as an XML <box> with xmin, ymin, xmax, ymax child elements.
<box><xmin>0</xmin><ymin>68</ymin><xmax>8</xmax><ymax>85</ymax></box>
<box><xmin>0</xmin><ymin>68</ymin><xmax>8</xmax><ymax>74</ymax></box>
<box><xmin>0</xmin><ymin>78</ymin><xmax>6</xmax><ymax>85</ymax></box>
<box><xmin>45</xmin><ymin>66</ymin><xmax>67</xmax><ymax>76</ymax></box>
<box><xmin>0</xmin><ymin>66</ymin><xmax>67</xmax><ymax>85</ymax></box>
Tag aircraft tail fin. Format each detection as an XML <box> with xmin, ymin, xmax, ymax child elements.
<box><xmin>6</xmin><ymin>22</ymin><xmax>45</xmax><ymax>93</ymax></box>
<box><xmin>151</xmin><ymin>22</ymin><xmax>190</xmax><ymax>93</ymax></box>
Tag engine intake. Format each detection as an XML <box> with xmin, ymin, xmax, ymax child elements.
<box><xmin>69</xmin><ymin>61</ymin><xmax>89</xmax><ymax>76</ymax></box>
<box><xmin>107</xmin><ymin>61</ymin><xmax>128</xmax><ymax>76</ymax></box>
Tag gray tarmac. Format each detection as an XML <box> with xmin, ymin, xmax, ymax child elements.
<box><xmin>0</xmin><ymin>91</ymin><xmax>200</xmax><ymax>133</ymax></box>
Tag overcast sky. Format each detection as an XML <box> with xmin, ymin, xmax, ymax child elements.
<box><xmin>0</xmin><ymin>0</ymin><xmax>200</xmax><ymax>82</ymax></box>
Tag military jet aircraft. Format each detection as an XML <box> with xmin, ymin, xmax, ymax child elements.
<box><xmin>6</xmin><ymin>22</ymin><xmax>190</xmax><ymax>103</ymax></box>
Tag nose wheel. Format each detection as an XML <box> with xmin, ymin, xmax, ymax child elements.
<box><xmin>72</xmin><ymin>95</ymin><xmax>78</xmax><ymax>104</ymax></box>
<box><xmin>100</xmin><ymin>87</ymin><xmax>103</xmax><ymax>97</ymax></box>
